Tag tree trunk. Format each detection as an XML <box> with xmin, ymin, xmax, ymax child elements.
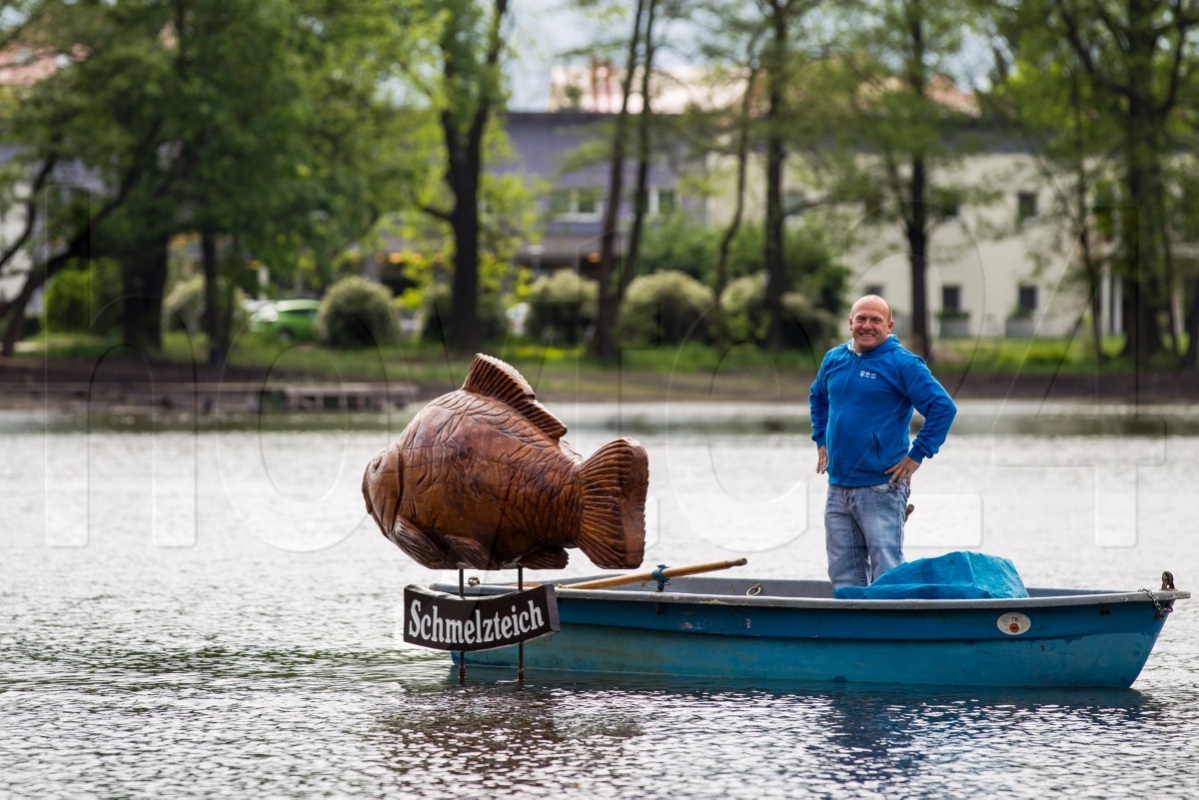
<box><xmin>1120</xmin><ymin>142</ymin><xmax>1168</xmax><ymax>366</ymax></box>
<box><xmin>449</xmin><ymin>156</ymin><xmax>482</xmax><ymax>353</ymax></box>
<box><xmin>904</xmin><ymin>7</ymin><xmax>931</xmax><ymax>360</ymax></box>
<box><xmin>762</xmin><ymin>6</ymin><xmax>790</xmax><ymax>351</ymax></box>
<box><xmin>620</xmin><ymin>0</ymin><xmax>658</xmax><ymax>304</ymax></box>
<box><xmin>120</xmin><ymin>236</ymin><xmax>168</xmax><ymax>352</ymax></box>
<box><xmin>907</xmin><ymin>155</ymin><xmax>930</xmax><ymax>360</ymax></box>
<box><xmin>199</xmin><ymin>232</ymin><xmax>237</xmax><ymax>366</ymax></box>
<box><xmin>713</xmin><ymin>65</ymin><xmax>759</xmax><ymax>348</ymax></box>
<box><xmin>592</xmin><ymin>0</ymin><xmax>647</xmax><ymax>359</ymax></box>
<box><xmin>439</xmin><ymin>0</ymin><xmax>509</xmax><ymax>355</ymax></box>
<box><xmin>1185</xmin><ymin>273</ymin><xmax>1199</xmax><ymax>367</ymax></box>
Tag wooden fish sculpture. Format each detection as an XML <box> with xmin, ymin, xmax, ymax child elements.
<box><xmin>363</xmin><ymin>354</ymin><xmax>648</xmax><ymax>570</ymax></box>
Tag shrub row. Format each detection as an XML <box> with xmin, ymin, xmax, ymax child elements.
<box><xmin>54</xmin><ymin>267</ymin><xmax>837</xmax><ymax>351</ymax></box>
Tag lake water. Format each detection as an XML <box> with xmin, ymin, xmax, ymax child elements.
<box><xmin>2</xmin><ymin>401</ymin><xmax>1198</xmax><ymax>797</ymax></box>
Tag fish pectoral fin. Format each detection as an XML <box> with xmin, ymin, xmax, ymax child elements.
<box><xmin>385</xmin><ymin>516</ymin><xmax>453</xmax><ymax>569</ymax></box>
<box><xmin>443</xmin><ymin>535</ymin><xmax>496</xmax><ymax>570</ymax></box>
<box><xmin>514</xmin><ymin>547</ymin><xmax>569</xmax><ymax>570</ymax></box>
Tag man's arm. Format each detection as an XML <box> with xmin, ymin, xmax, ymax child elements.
<box><xmin>810</xmin><ymin>360</ymin><xmax>832</xmax><ymax>475</ymax></box>
<box><xmin>809</xmin><ymin>363</ymin><xmax>830</xmax><ymax>448</ymax></box>
<box><xmin>902</xmin><ymin>357</ymin><xmax>957</xmax><ymax>462</ymax></box>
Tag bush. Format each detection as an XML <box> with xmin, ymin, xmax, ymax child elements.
<box><xmin>636</xmin><ymin>214</ymin><xmax>722</xmax><ymax>283</ymax></box>
<box><xmin>717</xmin><ymin>272</ymin><xmax>838</xmax><ymax>349</ymax></box>
<box><xmin>717</xmin><ymin>273</ymin><xmax>769</xmax><ymax>342</ymax></box>
<box><xmin>419</xmin><ymin>283</ymin><xmax>509</xmax><ymax>346</ymax></box>
<box><xmin>317</xmin><ymin>276</ymin><xmax>398</xmax><ymax>348</ymax></box>
<box><xmin>163</xmin><ymin>275</ymin><xmax>249</xmax><ymax>336</ymax></box>
<box><xmin>618</xmin><ymin>270</ymin><xmax>714</xmax><ymax>346</ymax></box>
<box><xmin>41</xmin><ymin>260</ymin><xmax>121</xmax><ymax>335</ymax></box>
<box><xmin>162</xmin><ymin>275</ymin><xmax>206</xmax><ymax>333</ymax></box>
<box><xmin>781</xmin><ymin>291</ymin><xmax>839</xmax><ymax>350</ymax></box>
<box><xmin>525</xmin><ymin>269</ymin><xmax>598</xmax><ymax>345</ymax></box>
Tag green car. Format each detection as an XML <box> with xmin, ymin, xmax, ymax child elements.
<box><xmin>249</xmin><ymin>298</ymin><xmax>322</xmax><ymax>342</ymax></box>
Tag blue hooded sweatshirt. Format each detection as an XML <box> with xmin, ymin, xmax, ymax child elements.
<box><xmin>809</xmin><ymin>335</ymin><xmax>956</xmax><ymax>487</ymax></box>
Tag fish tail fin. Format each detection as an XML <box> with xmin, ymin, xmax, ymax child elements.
<box><xmin>577</xmin><ymin>438</ymin><xmax>649</xmax><ymax>568</ymax></box>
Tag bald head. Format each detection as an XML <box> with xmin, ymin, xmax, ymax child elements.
<box><xmin>851</xmin><ymin>294</ymin><xmax>892</xmax><ymax>322</ymax></box>
<box><xmin>848</xmin><ymin>295</ymin><xmax>894</xmax><ymax>352</ymax></box>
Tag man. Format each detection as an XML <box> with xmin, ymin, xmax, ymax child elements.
<box><xmin>809</xmin><ymin>295</ymin><xmax>957</xmax><ymax>589</ymax></box>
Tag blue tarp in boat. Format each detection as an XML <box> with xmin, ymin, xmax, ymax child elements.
<box><xmin>833</xmin><ymin>551</ymin><xmax>1030</xmax><ymax>600</ymax></box>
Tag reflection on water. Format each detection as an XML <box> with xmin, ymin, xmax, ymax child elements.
<box><xmin>366</xmin><ymin>668</ymin><xmax>1185</xmax><ymax>799</ymax></box>
<box><xmin>3</xmin><ymin>403</ymin><xmax>1198</xmax><ymax>797</ymax></box>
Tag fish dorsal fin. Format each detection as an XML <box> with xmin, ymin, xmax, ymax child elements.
<box><xmin>462</xmin><ymin>354</ymin><xmax>568</xmax><ymax>440</ymax></box>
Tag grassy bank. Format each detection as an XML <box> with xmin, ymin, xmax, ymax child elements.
<box><xmin>15</xmin><ymin>329</ymin><xmax>1199</xmax><ymax>406</ymax></box>
<box><xmin>10</xmin><ymin>329</ymin><xmax>1159</xmax><ymax>403</ymax></box>
<box><xmin>19</xmin><ymin>329</ymin><xmax>1140</xmax><ymax>371</ymax></box>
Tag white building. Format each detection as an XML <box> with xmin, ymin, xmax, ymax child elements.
<box><xmin>702</xmin><ymin>143</ymin><xmax>1109</xmax><ymax>341</ymax></box>
<box><xmin>548</xmin><ymin>63</ymin><xmax>1111</xmax><ymax>340</ymax></box>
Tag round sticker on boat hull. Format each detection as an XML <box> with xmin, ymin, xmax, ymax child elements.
<box><xmin>998</xmin><ymin>612</ymin><xmax>1031</xmax><ymax>635</ymax></box>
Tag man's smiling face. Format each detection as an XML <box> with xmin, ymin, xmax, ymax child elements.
<box><xmin>849</xmin><ymin>296</ymin><xmax>894</xmax><ymax>352</ymax></box>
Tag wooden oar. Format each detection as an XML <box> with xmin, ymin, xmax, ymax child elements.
<box><xmin>563</xmin><ymin>558</ymin><xmax>749</xmax><ymax>591</ymax></box>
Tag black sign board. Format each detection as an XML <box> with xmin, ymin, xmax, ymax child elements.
<box><xmin>404</xmin><ymin>584</ymin><xmax>560</xmax><ymax>652</ymax></box>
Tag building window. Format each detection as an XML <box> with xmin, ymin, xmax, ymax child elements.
<box><xmin>1017</xmin><ymin>284</ymin><xmax>1038</xmax><ymax>313</ymax></box>
<box><xmin>942</xmin><ymin>284</ymin><xmax>962</xmax><ymax>312</ymax></box>
<box><xmin>1017</xmin><ymin>191</ymin><xmax>1038</xmax><ymax>224</ymax></box>
<box><xmin>576</xmin><ymin>187</ymin><xmax>600</xmax><ymax>215</ymax></box>
<box><xmin>549</xmin><ymin>189</ymin><xmax>572</xmax><ymax>216</ymax></box>
<box><xmin>654</xmin><ymin>188</ymin><xmax>677</xmax><ymax>215</ymax></box>
<box><xmin>863</xmin><ymin>284</ymin><xmax>884</xmax><ymax>299</ymax></box>
<box><xmin>549</xmin><ymin>187</ymin><xmax>603</xmax><ymax>220</ymax></box>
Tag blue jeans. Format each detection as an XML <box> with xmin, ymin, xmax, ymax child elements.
<box><xmin>825</xmin><ymin>482</ymin><xmax>910</xmax><ymax>589</ymax></box>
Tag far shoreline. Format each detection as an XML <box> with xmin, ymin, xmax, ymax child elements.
<box><xmin>5</xmin><ymin>353</ymin><xmax>1199</xmax><ymax>410</ymax></box>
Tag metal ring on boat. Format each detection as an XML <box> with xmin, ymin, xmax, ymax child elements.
<box><xmin>746</xmin><ymin>583</ymin><xmax>762</xmax><ymax>596</ymax></box>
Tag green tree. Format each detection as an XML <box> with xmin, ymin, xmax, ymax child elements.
<box><xmin>1</xmin><ymin>0</ymin><xmax>430</xmax><ymax>359</ymax></box>
<box><xmin>819</xmin><ymin>0</ymin><xmax>988</xmax><ymax>360</ymax></box>
<box><xmin>0</xmin><ymin>0</ymin><xmax>180</xmax><ymax>353</ymax></box>
<box><xmin>757</xmin><ymin>0</ymin><xmax>829</xmax><ymax>350</ymax></box>
<box><xmin>987</xmin><ymin>7</ymin><xmax>1122</xmax><ymax>364</ymax></box>
<box><xmin>998</xmin><ymin>0</ymin><xmax>1199</xmax><ymax>367</ymax></box>
<box><xmin>408</xmin><ymin>0</ymin><xmax>514</xmax><ymax>354</ymax></box>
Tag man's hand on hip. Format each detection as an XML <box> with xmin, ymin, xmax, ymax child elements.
<box><xmin>885</xmin><ymin>456</ymin><xmax>920</xmax><ymax>486</ymax></box>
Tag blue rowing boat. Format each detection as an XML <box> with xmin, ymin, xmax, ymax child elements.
<box><xmin>430</xmin><ymin>573</ymin><xmax>1188</xmax><ymax>688</ymax></box>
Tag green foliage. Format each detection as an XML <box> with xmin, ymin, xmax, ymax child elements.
<box><xmin>618</xmin><ymin>270</ymin><xmax>715</xmax><ymax>346</ymax></box>
<box><xmin>636</xmin><ymin>216</ymin><xmax>849</xmax><ymax>315</ymax></box>
<box><xmin>780</xmin><ymin>292</ymin><xmax>839</xmax><ymax>350</ymax></box>
<box><xmin>41</xmin><ymin>261</ymin><xmax>122</xmax><ymax>336</ymax></box>
<box><xmin>162</xmin><ymin>275</ymin><xmax>207</xmax><ymax>334</ymax></box>
<box><xmin>634</xmin><ymin>214</ymin><xmax>722</xmax><ymax>282</ymax></box>
<box><xmin>1</xmin><ymin>0</ymin><xmax>437</xmax><ymax>352</ymax></box>
<box><xmin>718</xmin><ymin>272</ymin><xmax>838</xmax><ymax>349</ymax></box>
<box><xmin>161</xmin><ymin>274</ymin><xmax>248</xmax><ymax>334</ymax></box>
<box><xmin>718</xmin><ymin>274</ymin><xmax>768</xmax><ymax>342</ymax></box>
<box><xmin>525</xmin><ymin>269</ymin><xmax>598</xmax><ymax>345</ymax></box>
<box><xmin>419</xmin><ymin>283</ymin><xmax>509</xmax><ymax>346</ymax></box>
<box><xmin>317</xmin><ymin>276</ymin><xmax>398</xmax><ymax>349</ymax></box>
